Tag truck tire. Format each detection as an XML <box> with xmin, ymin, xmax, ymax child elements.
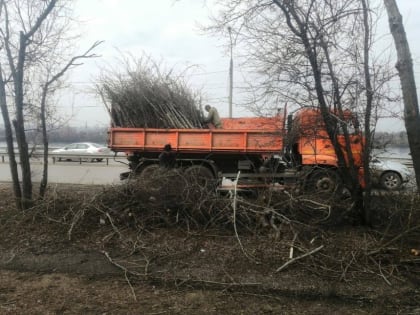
<box><xmin>184</xmin><ymin>165</ymin><xmax>215</xmax><ymax>188</ymax></box>
<box><xmin>308</xmin><ymin>169</ymin><xmax>341</xmax><ymax>194</ymax></box>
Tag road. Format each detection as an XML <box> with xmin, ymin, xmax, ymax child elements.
<box><xmin>0</xmin><ymin>156</ymin><xmax>416</xmax><ymax>192</ymax></box>
<box><xmin>0</xmin><ymin>158</ymin><xmax>128</xmax><ymax>185</ymax></box>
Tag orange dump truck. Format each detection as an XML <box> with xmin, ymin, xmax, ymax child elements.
<box><xmin>108</xmin><ymin>108</ymin><xmax>363</xmax><ymax>192</ymax></box>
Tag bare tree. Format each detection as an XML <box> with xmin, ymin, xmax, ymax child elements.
<box><xmin>383</xmin><ymin>0</ymin><xmax>420</xmax><ymax>191</ymax></box>
<box><xmin>0</xmin><ymin>0</ymin><xmax>59</xmax><ymax>208</ymax></box>
<box><xmin>0</xmin><ymin>0</ymin><xmax>100</xmax><ymax>207</ymax></box>
<box><xmin>38</xmin><ymin>41</ymin><xmax>102</xmax><ymax>198</ymax></box>
<box><xmin>207</xmin><ymin>0</ymin><xmax>394</xmax><ymax>222</ymax></box>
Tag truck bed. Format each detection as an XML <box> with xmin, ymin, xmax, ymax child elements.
<box><xmin>108</xmin><ymin>116</ymin><xmax>285</xmax><ymax>154</ymax></box>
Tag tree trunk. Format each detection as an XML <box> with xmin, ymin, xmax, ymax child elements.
<box><xmin>39</xmin><ymin>86</ymin><xmax>49</xmax><ymax>198</ymax></box>
<box><xmin>14</xmin><ymin>32</ymin><xmax>32</xmax><ymax>208</ymax></box>
<box><xmin>384</xmin><ymin>0</ymin><xmax>420</xmax><ymax>191</ymax></box>
<box><xmin>361</xmin><ymin>0</ymin><xmax>373</xmax><ymax>225</ymax></box>
<box><xmin>0</xmin><ymin>66</ymin><xmax>22</xmax><ymax>209</ymax></box>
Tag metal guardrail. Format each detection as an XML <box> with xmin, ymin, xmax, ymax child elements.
<box><xmin>48</xmin><ymin>153</ymin><xmax>115</xmax><ymax>165</ymax></box>
<box><xmin>0</xmin><ymin>151</ymin><xmax>118</xmax><ymax>165</ymax></box>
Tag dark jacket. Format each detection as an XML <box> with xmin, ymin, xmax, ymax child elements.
<box><xmin>159</xmin><ymin>150</ymin><xmax>176</xmax><ymax>168</ymax></box>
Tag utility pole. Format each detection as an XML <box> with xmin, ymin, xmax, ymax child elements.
<box><xmin>228</xmin><ymin>26</ymin><xmax>233</xmax><ymax>118</ymax></box>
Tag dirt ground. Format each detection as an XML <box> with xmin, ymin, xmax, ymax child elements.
<box><xmin>0</xmin><ymin>183</ymin><xmax>419</xmax><ymax>314</ymax></box>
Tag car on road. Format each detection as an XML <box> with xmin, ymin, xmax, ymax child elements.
<box><xmin>51</xmin><ymin>142</ymin><xmax>111</xmax><ymax>162</ymax></box>
<box><xmin>370</xmin><ymin>158</ymin><xmax>411</xmax><ymax>190</ymax></box>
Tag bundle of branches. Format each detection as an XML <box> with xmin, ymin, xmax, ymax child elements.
<box><xmin>97</xmin><ymin>54</ymin><xmax>205</xmax><ymax>128</ymax></box>
<box><xmin>91</xmin><ymin>171</ymin><xmax>233</xmax><ymax>230</ymax></box>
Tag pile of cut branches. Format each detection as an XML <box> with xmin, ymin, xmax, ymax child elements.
<box><xmin>97</xmin><ymin>54</ymin><xmax>205</xmax><ymax>128</ymax></box>
<box><xmin>26</xmin><ymin>181</ymin><xmax>420</xmax><ymax>286</ymax></box>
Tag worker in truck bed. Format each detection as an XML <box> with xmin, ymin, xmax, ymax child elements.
<box><xmin>203</xmin><ymin>105</ymin><xmax>222</xmax><ymax>129</ymax></box>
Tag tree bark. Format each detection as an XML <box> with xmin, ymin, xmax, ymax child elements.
<box><xmin>14</xmin><ymin>32</ymin><xmax>32</xmax><ymax>208</ymax></box>
<box><xmin>361</xmin><ymin>0</ymin><xmax>373</xmax><ymax>224</ymax></box>
<box><xmin>39</xmin><ymin>85</ymin><xmax>49</xmax><ymax>198</ymax></box>
<box><xmin>384</xmin><ymin>0</ymin><xmax>420</xmax><ymax>191</ymax></box>
<box><xmin>0</xmin><ymin>66</ymin><xmax>22</xmax><ymax>208</ymax></box>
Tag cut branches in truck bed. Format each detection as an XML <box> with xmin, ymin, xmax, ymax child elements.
<box><xmin>97</xmin><ymin>53</ymin><xmax>205</xmax><ymax>128</ymax></box>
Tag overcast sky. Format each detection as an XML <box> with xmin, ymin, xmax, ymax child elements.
<box><xmin>65</xmin><ymin>0</ymin><xmax>420</xmax><ymax>132</ymax></box>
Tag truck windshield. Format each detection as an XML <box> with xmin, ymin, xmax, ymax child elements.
<box><xmin>336</xmin><ymin>118</ymin><xmax>359</xmax><ymax>135</ymax></box>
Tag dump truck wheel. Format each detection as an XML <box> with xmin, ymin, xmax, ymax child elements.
<box><xmin>308</xmin><ymin>169</ymin><xmax>341</xmax><ymax>194</ymax></box>
<box><xmin>184</xmin><ymin>165</ymin><xmax>215</xmax><ymax>188</ymax></box>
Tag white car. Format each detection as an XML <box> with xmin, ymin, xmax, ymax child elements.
<box><xmin>52</xmin><ymin>142</ymin><xmax>110</xmax><ymax>162</ymax></box>
<box><xmin>370</xmin><ymin>158</ymin><xmax>411</xmax><ymax>190</ymax></box>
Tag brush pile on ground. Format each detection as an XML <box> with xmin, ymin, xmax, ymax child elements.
<box><xmin>20</xmin><ymin>177</ymin><xmax>418</xmax><ymax>286</ymax></box>
<box><xmin>97</xmin><ymin>54</ymin><xmax>205</xmax><ymax>128</ymax></box>
<box><xmin>52</xmin><ymin>172</ymin><xmax>355</xmax><ymax>231</ymax></box>
<box><xmin>0</xmin><ymin>183</ymin><xmax>418</xmax><ymax>313</ymax></box>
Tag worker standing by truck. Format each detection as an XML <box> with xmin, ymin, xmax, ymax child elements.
<box><xmin>203</xmin><ymin>105</ymin><xmax>222</xmax><ymax>129</ymax></box>
<box><xmin>159</xmin><ymin>144</ymin><xmax>176</xmax><ymax>168</ymax></box>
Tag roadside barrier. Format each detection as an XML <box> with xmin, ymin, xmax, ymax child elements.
<box><xmin>0</xmin><ymin>151</ymin><xmax>115</xmax><ymax>165</ymax></box>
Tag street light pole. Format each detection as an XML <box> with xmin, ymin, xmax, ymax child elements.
<box><xmin>228</xmin><ymin>26</ymin><xmax>233</xmax><ymax>118</ymax></box>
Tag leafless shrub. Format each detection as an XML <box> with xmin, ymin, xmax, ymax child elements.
<box><xmin>97</xmin><ymin>53</ymin><xmax>205</xmax><ymax>128</ymax></box>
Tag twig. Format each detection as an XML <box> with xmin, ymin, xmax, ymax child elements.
<box><xmin>368</xmin><ymin>256</ymin><xmax>392</xmax><ymax>286</ymax></box>
<box><xmin>104</xmin><ymin>211</ymin><xmax>122</xmax><ymax>239</ymax></box>
<box><xmin>102</xmin><ymin>251</ymin><xmax>137</xmax><ymax>301</ymax></box>
<box><xmin>367</xmin><ymin>225</ymin><xmax>420</xmax><ymax>256</ymax></box>
<box><xmin>67</xmin><ymin>207</ymin><xmax>84</xmax><ymax>241</ymax></box>
<box><xmin>231</xmin><ymin>172</ymin><xmax>259</xmax><ymax>264</ymax></box>
<box><xmin>289</xmin><ymin>233</ymin><xmax>298</xmax><ymax>259</ymax></box>
<box><xmin>4</xmin><ymin>252</ymin><xmax>16</xmax><ymax>264</ymax></box>
<box><xmin>339</xmin><ymin>251</ymin><xmax>357</xmax><ymax>282</ymax></box>
<box><xmin>276</xmin><ymin>245</ymin><xmax>324</xmax><ymax>272</ymax></box>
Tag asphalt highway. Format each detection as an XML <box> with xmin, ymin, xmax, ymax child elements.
<box><xmin>0</xmin><ymin>158</ymin><xmax>128</xmax><ymax>185</ymax></box>
<box><xmin>0</xmin><ymin>156</ymin><xmax>416</xmax><ymax>192</ymax></box>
